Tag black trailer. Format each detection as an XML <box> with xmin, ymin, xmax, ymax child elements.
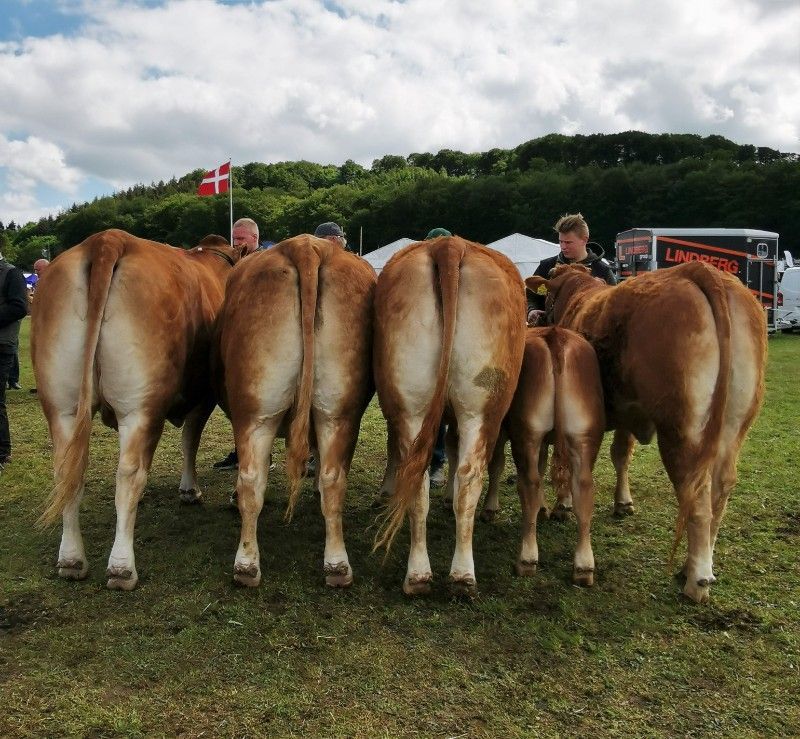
<box><xmin>615</xmin><ymin>228</ymin><xmax>780</xmax><ymax>328</ymax></box>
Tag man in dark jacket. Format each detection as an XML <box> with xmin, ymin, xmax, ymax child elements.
<box><xmin>528</xmin><ymin>213</ymin><xmax>617</xmax><ymax>324</ymax></box>
<box><xmin>0</xmin><ymin>252</ymin><xmax>30</xmax><ymax>468</ymax></box>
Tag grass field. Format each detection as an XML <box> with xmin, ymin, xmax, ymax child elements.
<box><xmin>1</xmin><ymin>320</ymin><xmax>799</xmax><ymax>737</ymax></box>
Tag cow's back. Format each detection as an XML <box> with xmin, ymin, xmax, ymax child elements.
<box><xmin>564</xmin><ymin>268</ymin><xmax>725</xmax><ymax>437</ymax></box>
<box><xmin>218</xmin><ymin>236</ymin><xmax>376</xmax><ymax>423</ymax></box>
<box><xmin>33</xmin><ymin>229</ymin><xmax>226</xmax><ymax>424</ymax></box>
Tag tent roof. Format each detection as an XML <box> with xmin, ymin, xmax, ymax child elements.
<box><xmin>363</xmin><ymin>237</ymin><xmax>416</xmax><ymax>270</ymax></box>
<box><xmin>362</xmin><ymin>233</ymin><xmax>560</xmax><ymax>276</ymax></box>
<box><xmin>487</xmin><ymin>233</ymin><xmax>560</xmax><ymax>262</ymax></box>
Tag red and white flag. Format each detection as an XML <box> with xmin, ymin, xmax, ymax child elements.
<box><xmin>197</xmin><ymin>161</ymin><xmax>230</xmax><ymax>196</ymax></box>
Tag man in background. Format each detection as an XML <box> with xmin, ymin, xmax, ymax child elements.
<box><xmin>0</xmin><ymin>248</ymin><xmax>29</xmax><ymax>470</ymax></box>
<box><xmin>527</xmin><ymin>213</ymin><xmax>616</xmax><ymax>325</ymax></box>
<box><xmin>314</xmin><ymin>221</ymin><xmax>347</xmax><ymax>248</ymax></box>
<box><xmin>212</xmin><ymin>218</ymin><xmax>261</xmax><ymax>471</ymax></box>
<box><xmin>424</xmin><ymin>227</ymin><xmax>452</xmax><ymax>488</ymax></box>
<box><xmin>8</xmin><ymin>258</ymin><xmax>50</xmax><ymax>391</ymax></box>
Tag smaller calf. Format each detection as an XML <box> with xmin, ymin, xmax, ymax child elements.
<box><xmin>483</xmin><ymin>327</ymin><xmax>605</xmax><ymax>584</ymax></box>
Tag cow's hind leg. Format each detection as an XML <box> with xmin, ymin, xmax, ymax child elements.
<box><xmin>481</xmin><ymin>433</ymin><xmax>506</xmax><ymax>522</ymax></box>
<box><xmin>567</xmin><ymin>434</ymin><xmax>598</xmax><ymax>586</ymax></box>
<box><xmin>511</xmin><ymin>434</ymin><xmax>545</xmax><ymax>576</ymax></box>
<box><xmin>106</xmin><ymin>415</ymin><xmax>164</xmax><ymax>590</ymax></box>
<box><xmin>178</xmin><ymin>400</ymin><xmax>215</xmax><ymax>505</ymax></box>
<box><xmin>659</xmin><ymin>436</ymin><xmax>714</xmax><ymax>603</ymax></box>
<box><xmin>387</xmin><ymin>411</ymin><xmax>434</xmax><ymax>596</ymax></box>
<box><xmin>51</xmin><ymin>414</ymin><xmax>90</xmax><ymax>580</ymax></box>
<box><xmin>611</xmin><ymin>429</ymin><xmax>636</xmax><ymax>516</ymax></box>
<box><xmin>315</xmin><ymin>414</ymin><xmax>360</xmax><ymax>587</ymax></box>
<box><xmin>448</xmin><ymin>419</ymin><xmax>490</xmax><ymax>598</ymax></box>
<box><xmin>233</xmin><ymin>421</ymin><xmax>278</xmax><ymax>587</ymax></box>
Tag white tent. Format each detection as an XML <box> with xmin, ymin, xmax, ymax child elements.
<box><xmin>486</xmin><ymin>233</ymin><xmax>560</xmax><ymax>278</ymax></box>
<box><xmin>363</xmin><ymin>237</ymin><xmax>416</xmax><ymax>274</ymax></box>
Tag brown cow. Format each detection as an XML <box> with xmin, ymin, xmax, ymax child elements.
<box><xmin>477</xmin><ymin>327</ymin><xmax>605</xmax><ymax>584</ymax></box>
<box><xmin>215</xmin><ymin>234</ymin><xmax>375</xmax><ymax>588</ymax></box>
<box><xmin>32</xmin><ymin>229</ymin><xmax>240</xmax><ymax>590</ymax></box>
<box><xmin>527</xmin><ymin>261</ymin><xmax>767</xmax><ymax>602</ymax></box>
<box><xmin>374</xmin><ymin>235</ymin><xmax>526</xmax><ymax>597</ymax></box>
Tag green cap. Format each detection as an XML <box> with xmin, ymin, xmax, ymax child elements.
<box><xmin>425</xmin><ymin>228</ymin><xmax>452</xmax><ymax>239</ymax></box>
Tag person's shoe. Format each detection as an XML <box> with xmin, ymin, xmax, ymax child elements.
<box><xmin>213</xmin><ymin>451</ymin><xmax>238</xmax><ymax>470</ymax></box>
<box><xmin>7</xmin><ymin>382</ymin><xmax>22</xmax><ymax>390</ymax></box>
<box><xmin>429</xmin><ymin>466</ymin><xmax>446</xmax><ymax>488</ymax></box>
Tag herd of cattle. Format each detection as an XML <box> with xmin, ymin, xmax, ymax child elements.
<box><xmin>30</xmin><ymin>229</ymin><xmax>767</xmax><ymax>603</ymax></box>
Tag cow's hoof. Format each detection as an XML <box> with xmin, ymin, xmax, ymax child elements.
<box><xmin>480</xmin><ymin>508</ymin><xmax>498</xmax><ymax>523</ymax></box>
<box><xmin>57</xmin><ymin>558</ymin><xmax>88</xmax><ymax>580</ymax></box>
<box><xmin>179</xmin><ymin>488</ymin><xmax>203</xmax><ymax>505</ymax></box>
<box><xmin>515</xmin><ymin>559</ymin><xmax>538</xmax><ymax>577</ymax></box>
<box><xmin>573</xmin><ymin>567</ymin><xmax>595</xmax><ymax>587</ymax></box>
<box><xmin>550</xmin><ymin>503</ymin><xmax>572</xmax><ymax>522</ymax></box>
<box><xmin>324</xmin><ymin>561</ymin><xmax>353</xmax><ymax>588</ymax></box>
<box><xmin>448</xmin><ymin>575</ymin><xmax>478</xmax><ymax>600</ymax></box>
<box><xmin>613</xmin><ymin>501</ymin><xmax>635</xmax><ymax>517</ymax></box>
<box><xmin>683</xmin><ymin>579</ymin><xmax>711</xmax><ymax>604</ymax></box>
<box><xmin>403</xmin><ymin>572</ymin><xmax>433</xmax><ymax>596</ymax></box>
<box><xmin>233</xmin><ymin>562</ymin><xmax>261</xmax><ymax>587</ymax></box>
<box><xmin>106</xmin><ymin>566</ymin><xmax>137</xmax><ymax>591</ymax></box>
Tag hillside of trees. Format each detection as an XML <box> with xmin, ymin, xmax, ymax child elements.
<box><xmin>2</xmin><ymin>131</ymin><xmax>798</xmax><ymax>269</ymax></box>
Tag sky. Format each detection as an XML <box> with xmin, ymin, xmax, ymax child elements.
<box><xmin>1</xmin><ymin>0</ymin><xmax>798</xmax><ymax>227</ymax></box>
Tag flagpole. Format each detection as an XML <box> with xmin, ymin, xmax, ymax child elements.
<box><xmin>228</xmin><ymin>158</ymin><xmax>233</xmax><ymax>245</ymax></box>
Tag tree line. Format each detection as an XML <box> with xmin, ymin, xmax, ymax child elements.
<box><xmin>2</xmin><ymin>131</ymin><xmax>798</xmax><ymax>269</ymax></box>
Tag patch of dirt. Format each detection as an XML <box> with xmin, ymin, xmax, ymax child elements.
<box><xmin>0</xmin><ymin>593</ymin><xmax>59</xmax><ymax>632</ymax></box>
<box><xmin>690</xmin><ymin>607</ymin><xmax>763</xmax><ymax>633</ymax></box>
<box><xmin>775</xmin><ymin>510</ymin><xmax>800</xmax><ymax>538</ymax></box>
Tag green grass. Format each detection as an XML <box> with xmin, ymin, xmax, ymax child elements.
<box><xmin>2</xmin><ymin>321</ymin><xmax>799</xmax><ymax>737</ymax></box>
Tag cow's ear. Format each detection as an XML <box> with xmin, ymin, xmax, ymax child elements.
<box><xmin>525</xmin><ymin>275</ymin><xmax>548</xmax><ymax>295</ymax></box>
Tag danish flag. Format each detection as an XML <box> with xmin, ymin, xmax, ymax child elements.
<box><xmin>197</xmin><ymin>161</ymin><xmax>230</xmax><ymax>196</ymax></box>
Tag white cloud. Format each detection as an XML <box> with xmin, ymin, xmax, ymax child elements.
<box><xmin>0</xmin><ymin>0</ymin><xmax>798</xmax><ymax>225</ymax></box>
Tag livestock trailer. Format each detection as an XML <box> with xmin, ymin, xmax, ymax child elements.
<box><xmin>615</xmin><ymin>228</ymin><xmax>780</xmax><ymax>329</ymax></box>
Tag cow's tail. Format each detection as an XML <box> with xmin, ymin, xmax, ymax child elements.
<box><xmin>284</xmin><ymin>243</ymin><xmax>321</xmax><ymax>521</ymax></box>
<box><xmin>545</xmin><ymin>328</ymin><xmax>570</xmax><ymax>502</ymax></box>
<box><xmin>38</xmin><ymin>235</ymin><xmax>124</xmax><ymax>527</ymax></box>
<box><xmin>669</xmin><ymin>263</ymin><xmax>732</xmax><ymax>564</ymax></box>
<box><xmin>375</xmin><ymin>239</ymin><xmax>466</xmax><ymax>552</ymax></box>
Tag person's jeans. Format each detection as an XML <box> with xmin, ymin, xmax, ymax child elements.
<box><xmin>431</xmin><ymin>421</ymin><xmax>447</xmax><ymax>471</ymax></box>
<box><xmin>0</xmin><ymin>350</ymin><xmax>14</xmax><ymax>459</ymax></box>
<box><xmin>8</xmin><ymin>351</ymin><xmax>19</xmax><ymax>386</ymax></box>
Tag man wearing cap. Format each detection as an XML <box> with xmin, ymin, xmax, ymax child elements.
<box><xmin>314</xmin><ymin>221</ymin><xmax>347</xmax><ymax>248</ymax></box>
<box><xmin>424</xmin><ymin>227</ymin><xmax>452</xmax><ymax>488</ymax></box>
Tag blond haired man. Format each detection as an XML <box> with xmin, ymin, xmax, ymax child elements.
<box><xmin>528</xmin><ymin>213</ymin><xmax>616</xmax><ymax>323</ymax></box>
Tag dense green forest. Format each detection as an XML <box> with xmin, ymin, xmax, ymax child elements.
<box><xmin>2</xmin><ymin>131</ymin><xmax>798</xmax><ymax>269</ymax></box>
